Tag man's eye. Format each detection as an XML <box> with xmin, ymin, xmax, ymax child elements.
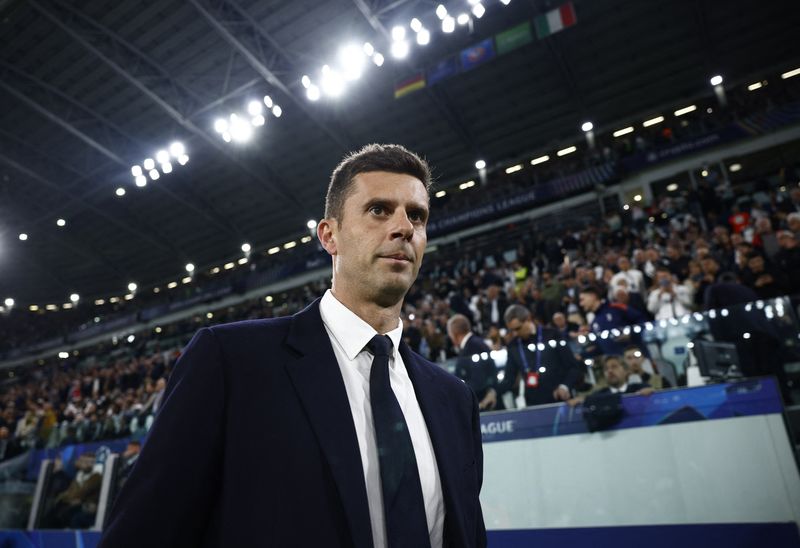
<box><xmin>369</xmin><ymin>205</ymin><xmax>385</xmax><ymax>215</ymax></box>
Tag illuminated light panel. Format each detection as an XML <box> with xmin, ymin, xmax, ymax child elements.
<box><xmin>167</xmin><ymin>281</ymin><xmax>178</xmax><ymax>289</ymax></box>
<box><xmin>268</xmin><ymin>246</ymin><xmax>280</xmax><ymax>255</ymax></box>
<box><xmin>531</xmin><ymin>155</ymin><xmax>549</xmax><ymax>165</ymax></box>
<box><xmin>729</xmin><ymin>163</ymin><xmax>742</xmax><ymax>172</ymax></box>
<box><xmin>505</xmin><ymin>164</ymin><xmax>523</xmax><ymax>174</ymax></box>
<box><xmin>284</xmin><ymin>241</ymin><xmax>297</xmax><ymax>249</ymax></box>
<box><xmin>459</xmin><ymin>180</ymin><xmax>476</xmax><ymax>190</ymax></box>
<box><xmin>642</xmin><ymin>116</ymin><xmax>664</xmax><ymax>127</ymax></box>
<box><xmin>300</xmin><ymin>236</ymin><xmax>312</xmax><ymax>243</ymax></box>
<box><xmin>710</xmin><ymin>75</ymin><xmax>723</xmax><ymax>86</ymax></box>
<box><xmin>557</xmin><ymin>146</ymin><xmax>576</xmax><ymax>156</ymax></box>
<box><xmin>613</xmin><ymin>127</ymin><xmax>634</xmax><ymax>137</ymax></box>
<box><xmin>674</xmin><ymin>105</ymin><xmax>696</xmax><ymax>116</ymax></box>
<box><xmin>238</xmin><ymin>257</ymin><xmax>248</xmax><ymax>265</ymax></box>
<box><xmin>667</xmin><ymin>183</ymin><xmax>678</xmax><ymax>192</ymax></box>
<box><xmin>435</xmin><ymin>190</ymin><xmax>446</xmax><ymax>198</ymax></box>
<box><xmin>182</xmin><ymin>276</ymin><xmax>192</xmax><ymax>284</ymax></box>
<box><xmin>781</xmin><ymin>68</ymin><xmax>800</xmax><ymax>79</ymax></box>
<box><xmin>224</xmin><ymin>262</ymin><xmax>235</xmax><ymax>270</ymax></box>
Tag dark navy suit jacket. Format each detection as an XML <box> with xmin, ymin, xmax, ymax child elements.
<box><xmin>99</xmin><ymin>299</ymin><xmax>487</xmax><ymax>547</ymax></box>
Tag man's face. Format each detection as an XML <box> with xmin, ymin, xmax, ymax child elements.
<box><xmin>778</xmin><ymin>232</ymin><xmax>796</xmax><ymax>250</ymax></box>
<box><xmin>578</xmin><ymin>292</ymin><xmax>597</xmax><ymax>312</ymax></box>
<box><xmin>617</xmin><ymin>257</ymin><xmax>630</xmax><ymax>271</ymax></box>
<box><xmin>506</xmin><ymin>317</ymin><xmax>533</xmax><ymax>339</ymax></box>
<box><xmin>486</xmin><ymin>285</ymin><xmax>499</xmax><ymax>300</ymax></box>
<box><xmin>603</xmin><ymin>359</ymin><xmax>628</xmax><ymax>388</ymax></box>
<box><xmin>320</xmin><ymin>171</ymin><xmax>429</xmax><ymax>307</ymax></box>
<box><xmin>748</xmin><ymin>256</ymin><xmax>764</xmax><ymax>273</ymax></box>
<box><xmin>552</xmin><ymin>313</ymin><xmax>566</xmax><ymax>328</ymax></box>
<box><xmin>788</xmin><ymin>216</ymin><xmax>800</xmax><ymax>233</ymax></box>
<box><xmin>623</xmin><ymin>350</ymin><xmax>643</xmax><ymax>374</ymax></box>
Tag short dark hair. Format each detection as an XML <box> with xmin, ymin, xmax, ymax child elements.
<box><xmin>578</xmin><ymin>285</ymin><xmax>602</xmax><ymax>299</ymax></box>
<box><xmin>325</xmin><ymin>144</ymin><xmax>432</xmax><ymax>221</ymax></box>
<box><xmin>504</xmin><ymin>304</ymin><xmax>531</xmax><ymax>326</ymax></box>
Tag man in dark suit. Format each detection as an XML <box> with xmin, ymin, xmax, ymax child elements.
<box><xmin>498</xmin><ymin>304</ymin><xmax>583</xmax><ymax>407</ymax></box>
<box><xmin>99</xmin><ymin>144</ymin><xmax>486</xmax><ymax>548</ymax></box>
<box><xmin>447</xmin><ymin>314</ymin><xmax>502</xmax><ymax>411</ymax></box>
<box><xmin>593</xmin><ymin>355</ymin><xmax>652</xmax><ymax>395</ymax></box>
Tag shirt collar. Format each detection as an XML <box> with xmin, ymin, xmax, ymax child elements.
<box><xmin>319</xmin><ymin>290</ymin><xmax>403</xmax><ymax>361</ymax></box>
<box><xmin>460</xmin><ymin>332</ymin><xmax>473</xmax><ymax>350</ymax></box>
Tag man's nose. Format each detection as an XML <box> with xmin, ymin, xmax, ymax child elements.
<box><xmin>390</xmin><ymin>210</ymin><xmax>414</xmax><ymax>239</ymax></box>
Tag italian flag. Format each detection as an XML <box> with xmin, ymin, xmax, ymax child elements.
<box><xmin>534</xmin><ymin>2</ymin><xmax>577</xmax><ymax>39</ymax></box>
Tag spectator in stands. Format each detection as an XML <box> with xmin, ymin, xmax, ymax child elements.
<box><xmin>608</xmin><ymin>256</ymin><xmax>645</xmax><ymax>298</ymax></box>
<box><xmin>647</xmin><ymin>266</ymin><xmax>693</xmax><ymax>320</ymax></box>
<box><xmin>579</xmin><ymin>286</ymin><xmax>646</xmax><ymax>356</ymax></box>
<box><xmin>595</xmin><ymin>355</ymin><xmax>653</xmax><ymax>395</ymax></box>
<box><xmin>623</xmin><ymin>346</ymin><xmax>671</xmax><ymax>390</ymax></box>
<box><xmin>0</xmin><ymin>426</ymin><xmax>23</xmax><ymax>461</ymax></box>
<box><xmin>45</xmin><ymin>452</ymin><xmax>102</xmax><ymax>529</ymax></box>
<box><xmin>774</xmin><ymin>231</ymin><xmax>800</xmax><ymax>294</ymax></box>
<box><xmin>742</xmin><ymin>253</ymin><xmax>785</xmax><ymax>299</ymax></box>
<box><xmin>787</xmin><ymin>212</ymin><xmax>800</xmax><ymax>238</ymax></box>
<box><xmin>500</xmin><ymin>304</ymin><xmax>583</xmax><ymax>407</ymax></box>
<box><xmin>447</xmin><ymin>314</ymin><xmax>500</xmax><ymax>411</ymax></box>
<box><xmin>116</xmin><ymin>440</ymin><xmax>141</xmax><ymax>490</ymax></box>
<box><xmin>479</xmin><ymin>279</ymin><xmax>508</xmax><ymax>329</ymax></box>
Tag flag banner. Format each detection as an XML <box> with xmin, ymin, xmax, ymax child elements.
<box><xmin>460</xmin><ymin>38</ymin><xmax>496</xmax><ymax>71</ymax></box>
<box><xmin>393</xmin><ymin>72</ymin><xmax>425</xmax><ymax>98</ymax></box>
<box><xmin>534</xmin><ymin>1</ymin><xmax>577</xmax><ymax>39</ymax></box>
<box><xmin>427</xmin><ymin>55</ymin><xmax>460</xmax><ymax>86</ymax></box>
<box><xmin>495</xmin><ymin>21</ymin><xmax>533</xmax><ymax>55</ymax></box>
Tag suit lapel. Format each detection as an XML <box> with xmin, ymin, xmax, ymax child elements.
<box><xmin>284</xmin><ymin>299</ymin><xmax>374</xmax><ymax>548</ymax></box>
<box><xmin>399</xmin><ymin>343</ymin><xmax>463</xmax><ymax>547</ymax></box>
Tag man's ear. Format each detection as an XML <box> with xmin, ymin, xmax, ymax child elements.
<box><xmin>317</xmin><ymin>218</ymin><xmax>337</xmax><ymax>256</ymax></box>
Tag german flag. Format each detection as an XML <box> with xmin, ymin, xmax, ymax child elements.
<box><xmin>394</xmin><ymin>72</ymin><xmax>425</xmax><ymax>99</ymax></box>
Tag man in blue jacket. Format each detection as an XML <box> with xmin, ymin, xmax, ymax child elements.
<box><xmin>99</xmin><ymin>144</ymin><xmax>486</xmax><ymax>548</ymax></box>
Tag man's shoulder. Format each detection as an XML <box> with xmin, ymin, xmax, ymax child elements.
<box><xmin>206</xmin><ymin>316</ymin><xmax>293</xmax><ymax>346</ymax></box>
<box><xmin>406</xmin><ymin>347</ymin><xmax>472</xmax><ymax>397</ymax></box>
<box><xmin>464</xmin><ymin>335</ymin><xmax>491</xmax><ymax>354</ymax></box>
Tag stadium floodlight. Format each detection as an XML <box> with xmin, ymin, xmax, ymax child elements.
<box><xmin>674</xmin><ymin>104</ymin><xmax>696</xmax><ymax>116</ymax></box>
<box><xmin>18</xmin><ymin>233</ymin><xmax>27</xmax><ymax>241</ymax></box>
<box><xmin>307</xmin><ymin>219</ymin><xmax>317</xmax><ymax>229</ymax></box>
<box><xmin>284</xmin><ymin>241</ymin><xmax>297</xmax><ymax>249</ymax></box>
<box><xmin>128</xmin><ymin>282</ymin><xmax>137</xmax><ymax>292</ymax></box>
<box><xmin>3</xmin><ymin>298</ymin><xmax>13</xmax><ymax>307</ymax></box>
<box><xmin>709</xmin><ymin>75</ymin><xmax>723</xmax><ymax>86</ymax></box>
<box><xmin>363</xmin><ymin>42</ymin><xmax>374</xmax><ymax>57</ymax></box>
<box><xmin>143</xmin><ymin>158</ymin><xmax>155</xmax><ymax>170</ymax></box>
<box><xmin>390</xmin><ymin>40</ymin><xmax>409</xmax><ymax>59</ymax></box>
<box><xmin>475</xmin><ymin>159</ymin><xmax>486</xmax><ymax>170</ymax></box>
<box><xmin>666</xmin><ymin>183</ymin><xmax>678</xmax><ymax>192</ymax></box>
<box><xmin>372</xmin><ymin>53</ymin><xmax>385</xmax><ymax>67</ymax></box>
<box><xmin>161</xmin><ymin>162</ymin><xmax>173</xmax><ymax>174</ymax></box>
<box><xmin>222</xmin><ymin>132</ymin><xmax>232</xmax><ymax>142</ymax></box>
<box><xmin>169</xmin><ymin>141</ymin><xmax>185</xmax><ymax>157</ymax></box>
<box><xmin>557</xmin><ymin>145</ymin><xmax>577</xmax><ymax>156</ymax></box>
<box><xmin>471</xmin><ymin>3</ymin><xmax>485</xmax><ymax>18</ymax></box>
<box><xmin>148</xmin><ymin>169</ymin><xmax>160</xmax><ymax>180</ymax></box>
<box><xmin>248</xmin><ymin>100</ymin><xmax>263</xmax><ymax>116</ymax></box>
<box><xmin>410</xmin><ymin>18</ymin><xmax>422</xmax><ymax>33</ymax></box>
<box><xmin>531</xmin><ymin>155</ymin><xmax>549</xmax><ymax>165</ymax></box>
<box><xmin>268</xmin><ymin>246</ymin><xmax>280</xmax><ymax>255</ymax></box>
<box><xmin>459</xmin><ymin>180</ymin><xmax>476</xmax><ymax>190</ymax></box>
<box><xmin>391</xmin><ymin>25</ymin><xmax>405</xmax><ymax>41</ymax></box>
<box><xmin>320</xmin><ymin>66</ymin><xmax>345</xmax><ymax>97</ymax></box>
<box><xmin>500</xmin><ymin>0</ymin><xmax>511</xmax><ymax>4</ymax></box>
<box><xmin>116</xmin><ymin>187</ymin><xmax>126</xmax><ymax>196</ymax></box>
<box><xmin>505</xmin><ymin>164</ymin><xmax>522</xmax><ymax>174</ymax></box>
<box><xmin>306</xmin><ymin>84</ymin><xmax>321</xmax><ymax>101</ymax></box>
<box><xmin>457</xmin><ymin>13</ymin><xmax>470</xmax><ymax>25</ymax></box>
<box><xmin>729</xmin><ymin>163</ymin><xmax>742</xmax><ymax>172</ymax></box>
<box><xmin>214</xmin><ymin>118</ymin><xmax>228</xmax><ymax>134</ymax></box>
<box><xmin>134</xmin><ymin>175</ymin><xmax>146</xmax><ymax>187</ymax></box>
<box><xmin>340</xmin><ymin>44</ymin><xmax>365</xmax><ymax>81</ymax></box>
<box><xmin>436</xmin><ymin>4</ymin><xmax>447</xmax><ymax>19</ymax></box>
<box><xmin>435</xmin><ymin>190</ymin><xmax>446</xmax><ymax>198</ymax></box>
<box><xmin>442</xmin><ymin>16</ymin><xmax>455</xmax><ymax>33</ymax></box>
<box><xmin>301</xmin><ymin>75</ymin><xmax>311</xmax><ymax>88</ymax></box>
<box><xmin>252</xmin><ymin>115</ymin><xmax>266</xmax><ymax>127</ymax></box>
<box><xmin>272</xmin><ymin>105</ymin><xmax>282</xmax><ymax>118</ymax></box>
<box><xmin>417</xmin><ymin>28</ymin><xmax>430</xmax><ymax>46</ymax></box>
<box><xmin>185</xmin><ymin>263</ymin><xmax>195</xmax><ymax>273</ymax></box>
<box><xmin>56</xmin><ymin>218</ymin><xmax>66</xmax><ymax>227</ymax></box>
<box><xmin>613</xmin><ymin>126</ymin><xmax>634</xmax><ymax>137</ymax></box>
<box><xmin>229</xmin><ymin>113</ymin><xmax>253</xmax><ymax>142</ymax></box>
<box><xmin>747</xmin><ymin>82</ymin><xmax>763</xmax><ymax>91</ymax></box>
<box><xmin>131</xmin><ymin>165</ymin><xmax>142</xmax><ymax>177</ymax></box>
<box><xmin>70</xmin><ymin>293</ymin><xmax>80</xmax><ymax>303</ymax></box>
<box><xmin>581</xmin><ymin>121</ymin><xmax>593</xmax><ymax>132</ymax></box>
<box><xmin>642</xmin><ymin>115</ymin><xmax>664</xmax><ymax>127</ymax></box>
<box><xmin>156</xmin><ymin>149</ymin><xmax>170</xmax><ymax>164</ymax></box>
<box><xmin>241</xmin><ymin>242</ymin><xmax>251</xmax><ymax>253</ymax></box>
<box><xmin>782</xmin><ymin>67</ymin><xmax>800</xmax><ymax>80</ymax></box>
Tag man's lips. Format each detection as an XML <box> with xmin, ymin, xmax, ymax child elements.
<box><xmin>379</xmin><ymin>253</ymin><xmax>412</xmax><ymax>262</ymax></box>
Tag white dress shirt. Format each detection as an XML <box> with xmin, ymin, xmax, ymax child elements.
<box><xmin>319</xmin><ymin>290</ymin><xmax>444</xmax><ymax>548</ymax></box>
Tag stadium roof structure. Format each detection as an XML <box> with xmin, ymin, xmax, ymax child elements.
<box><xmin>0</xmin><ymin>0</ymin><xmax>799</xmax><ymax>304</ymax></box>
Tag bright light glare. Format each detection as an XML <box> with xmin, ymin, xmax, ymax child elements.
<box><xmin>252</xmin><ymin>115</ymin><xmax>265</xmax><ymax>127</ymax></box>
<box><xmin>417</xmin><ymin>28</ymin><xmax>430</xmax><ymax>45</ymax></box>
<box><xmin>471</xmin><ymin>3</ymin><xmax>485</xmax><ymax>18</ymax></box>
<box><xmin>143</xmin><ymin>158</ymin><xmax>155</xmax><ymax>170</ymax></box>
<box><xmin>248</xmin><ymin>100</ymin><xmax>263</xmax><ymax>116</ymax></box>
<box><xmin>410</xmin><ymin>18</ymin><xmax>422</xmax><ymax>32</ymax></box>
<box><xmin>307</xmin><ymin>219</ymin><xmax>317</xmax><ymax>229</ymax></box>
<box><xmin>229</xmin><ymin>114</ymin><xmax>253</xmax><ymax>142</ymax></box>
<box><xmin>56</xmin><ymin>218</ymin><xmax>66</xmax><ymax>227</ymax></box>
<box><xmin>457</xmin><ymin>13</ymin><xmax>469</xmax><ymax>25</ymax></box>
<box><xmin>372</xmin><ymin>53</ymin><xmax>384</xmax><ymax>67</ymax></box>
<box><xmin>70</xmin><ymin>293</ymin><xmax>79</xmax><ymax>303</ymax></box>
<box><xmin>131</xmin><ymin>165</ymin><xmax>142</xmax><ymax>177</ymax></box>
<box><xmin>613</xmin><ymin>127</ymin><xmax>634</xmax><ymax>137</ymax></box>
<box><xmin>557</xmin><ymin>146</ymin><xmax>577</xmax><ymax>156</ymax></box>
<box><xmin>148</xmin><ymin>169</ymin><xmax>160</xmax><ymax>180</ymax></box>
<box><xmin>18</xmin><ymin>233</ymin><xmax>27</xmax><ymax>241</ymax></box>
<box><xmin>505</xmin><ymin>164</ymin><xmax>522</xmax><ymax>174</ymax></box>
<box><xmin>642</xmin><ymin>116</ymin><xmax>664</xmax><ymax>127</ymax></box>
<box><xmin>169</xmin><ymin>141</ymin><xmax>185</xmax><ymax>157</ymax></box>
<box><xmin>674</xmin><ymin>105</ymin><xmax>696</xmax><ymax>116</ymax></box>
<box><xmin>156</xmin><ymin>150</ymin><xmax>169</xmax><ymax>164</ymax></box>
<box><xmin>263</xmin><ymin>95</ymin><xmax>273</xmax><ymax>108</ymax></box>
<box><xmin>390</xmin><ymin>40</ymin><xmax>409</xmax><ymax>59</ymax></box>
<box><xmin>436</xmin><ymin>4</ymin><xmax>447</xmax><ymax>19</ymax></box>
<box><xmin>271</xmin><ymin>105</ymin><xmax>282</xmax><ymax>118</ymax></box>
<box><xmin>241</xmin><ymin>243</ymin><xmax>251</xmax><ymax>253</ymax></box>
<box><xmin>128</xmin><ymin>282</ymin><xmax>137</xmax><ymax>292</ymax></box>
<box><xmin>116</xmin><ymin>187</ymin><xmax>126</xmax><ymax>196</ymax></box>
<box><xmin>321</xmin><ymin>66</ymin><xmax>345</xmax><ymax>97</ymax></box>
<box><xmin>161</xmin><ymin>162</ymin><xmax>173</xmax><ymax>174</ymax></box>
<box><xmin>747</xmin><ymin>82</ymin><xmax>763</xmax><ymax>91</ymax></box>
<box><xmin>531</xmin><ymin>155</ymin><xmax>549</xmax><ymax>165</ymax></box>
<box><xmin>135</xmin><ymin>178</ymin><xmax>145</xmax><ymax>190</ymax></box>
<box><xmin>475</xmin><ymin>159</ymin><xmax>486</xmax><ymax>170</ymax></box>
<box><xmin>185</xmin><ymin>263</ymin><xmax>195</xmax><ymax>273</ymax></box>
<box><xmin>178</xmin><ymin>154</ymin><xmax>189</xmax><ymax>165</ymax></box>
<box><xmin>340</xmin><ymin>44</ymin><xmax>365</xmax><ymax>80</ymax></box>
<box><xmin>363</xmin><ymin>42</ymin><xmax>374</xmax><ymax>56</ymax></box>
<box><xmin>214</xmin><ymin>119</ymin><xmax>228</xmax><ymax>134</ymax></box>
<box><xmin>710</xmin><ymin>75</ymin><xmax>723</xmax><ymax>86</ymax></box>
<box><xmin>4</xmin><ymin>298</ymin><xmax>13</xmax><ymax>307</ymax></box>
<box><xmin>391</xmin><ymin>26</ymin><xmax>405</xmax><ymax>41</ymax></box>
<box><xmin>581</xmin><ymin>121</ymin><xmax>593</xmax><ymax>132</ymax></box>
<box><xmin>729</xmin><ymin>163</ymin><xmax>742</xmax><ymax>172</ymax></box>
<box><xmin>301</xmin><ymin>75</ymin><xmax>311</xmax><ymax>88</ymax></box>
<box><xmin>500</xmin><ymin>0</ymin><xmax>510</xmax><ymax>4</ymax></box>
<box><xmin>667</xmin><ymin>183</ymin><xmax>678</xmax><ymax>192</ymax></box>
<box><xmin>442</xmin><ymin>16</ymin><xmax>455</xmax><ymax>32</ymax></box>
<box><xmin>782</xmin><ymin>67</ymin><xmax>800</xmax><ymax>79</ymax></box>
<box><xmin>306</xmin><ymin>85</ymin><xmax>321</xmax><ymax>101</ymax></box>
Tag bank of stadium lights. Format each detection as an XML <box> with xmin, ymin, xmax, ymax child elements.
<box><xmin>505</xmin><ymin>164</ymin><xmax>522</xmax><ymax>174</ymax></box>
<box><xmin>130</xmin><ymin>142</ymin><xmax>188</xmax><ymax>188</ymax></box>
<box><xmin>214</xmin><ymin>96</ymin><xmax>281</xmax><ymax>143</ymax></box>
<box><xmin>530</xmin><ymin>155</ymin><xmax>549</xmax><ymax>165</ymax></box>
<box><xmin>747</xmin><ymin>81</ymin><xmax>765</xmax><ymax>91</ymax></box>
<box><xmin>302</xmin><ymin>42</ymin><xmax>385</xmax><ymax>101</ymax></box>
<box><xmin>782</xmin><ymin>67</ymin><xmax>800</xmax><ymax>80</ymax></box>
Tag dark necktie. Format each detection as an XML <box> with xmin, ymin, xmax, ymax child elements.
<box><xmin>367</xmin><ymin>335</ymin><xmax>431</xmax><ymax>548</ymax></box>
